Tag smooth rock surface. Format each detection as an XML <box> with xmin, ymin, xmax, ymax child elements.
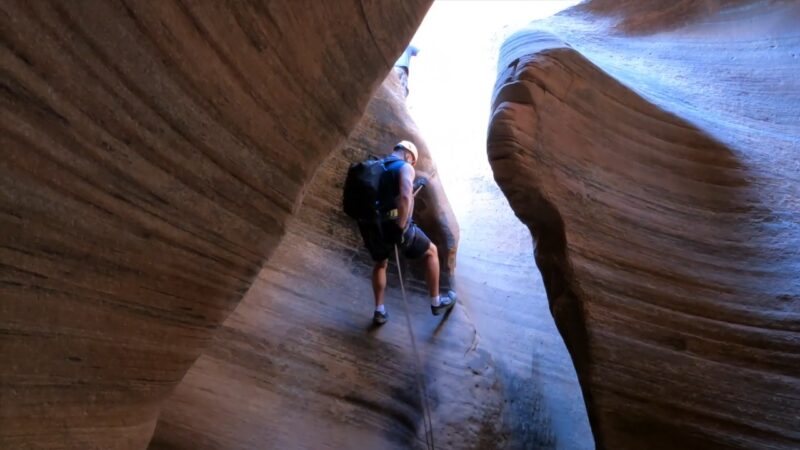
<box><xmin>0</xmin><ymin>1</ymin><xmax>430</xmax><ymax>448</ymax></box>
<box><xmin>405</xmin><ymin>5</ymin><xmax>595</xmax><ymax>447</ymax></box>
<box><xmin>149</xmin><ymin>72</ymin><xmax>497</xmax><ymax>450</ymax></box>
<box><xmin>489</xmin><ymin>1</ymin><xmax>799</xmax><ymax>449</ymax></box>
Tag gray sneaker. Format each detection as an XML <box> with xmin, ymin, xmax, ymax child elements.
<box><xmin>373</xmin><ymin>310</ymin><xmax>388</xmax><ymax>325</ymax></box>
<box><xmin>431</xmin><ymin>291</ymin><xmax>457</xmax><ymax>316</ymax></box>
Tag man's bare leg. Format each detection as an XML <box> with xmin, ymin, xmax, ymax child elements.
<box><xmin>423</xmin><ymin>242</ymin><xmax>456</xmax><ymax>315</ymax></box>
<box><xmin>423</xmin><ymin>243</ymin><xmax>440</xmax><ymax>299</ymax></box>
<box><xmin>372</xmin><ymin>259</ymin><xmax>388</xmax><ymax>309</ymax></box>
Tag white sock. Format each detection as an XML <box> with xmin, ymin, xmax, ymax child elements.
<box><xmin>431</xmin><ymin>295</ymin><xmax>441</xmax><ymax>307</ymax></box>
<box><xmin>375</xmin><ymin>304</ymin><xmax>386</xmax><ymax>314</ymax></box>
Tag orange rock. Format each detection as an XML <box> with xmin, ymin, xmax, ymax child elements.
<box><xmin>0</xmin><ymin>1</ymin><xmax>431</xmax><ymax>447</ymax></box>
<box><xmin>489</xmin><ymin>2</ymin><xmax>800</xmax><ymax>449</ymax></box>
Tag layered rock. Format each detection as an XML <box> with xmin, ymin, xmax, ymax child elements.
<box><xmin>149</xmin><ymin>72</ymin><xmax>499</xmax><ymax>450</ymax></box>
<box><xmin>489</xmin><ymin>1</ymin><xmax>800</xmax><ymax>449</ymax></box>
<box><xmin>0</xmin><ymin>1</ymin><xmax>430</xmax><ymax>448</ymax></box>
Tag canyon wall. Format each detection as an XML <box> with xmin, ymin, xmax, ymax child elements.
<box><xmin>5</xmin><ymin>0</ymin><xmax>797</xmax><ymax>448</ymax></box>
<box><xmin>147</xmin><ymin>71</ymin><xmax>483</xmax><ymax>450</ymax></box>
<box><xmin>0</xmin><ymin>1</ymin><xmax>431</xmax><ymax>448</ymax></box>
<box><xmin>489</xmin><ymin>1</ymin><xmax>799</xmax><ymax>449</ymax></box>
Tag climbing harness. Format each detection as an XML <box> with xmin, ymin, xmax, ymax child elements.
<box><xmin>394</xmin><ymin>244</ymin><xmax>435</xmax><ymax>450</ymax></box>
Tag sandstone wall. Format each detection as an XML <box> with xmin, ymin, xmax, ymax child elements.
<box><xmin>149</xmin><ymin>73</ymin><xmax>495</xmax><ymax>450</ymax></box>
<box><xmin>0</xmin><ymin>1</ymin><xmax>430</xmax><ymax>448</ymax></box>
<box><xmin>488</xmin><ymin>1</ymin><xmax>799</xmax><ymax>448</ymax></box>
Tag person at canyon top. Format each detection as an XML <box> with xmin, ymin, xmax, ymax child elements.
<box><xmin>359</xmin><ymin>141</ymin><xmax>457</xmax><ymax>325</ymax></box>
<box><xmin>394</xmin><ymin>44</ymin><xmax>418</xmax><ymax>97</ymax></box>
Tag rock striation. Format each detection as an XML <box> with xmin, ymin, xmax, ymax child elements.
<box><xmin>1</xmin><ymin>1</ymin><xmax>431</xmax><ymax>448</ymax></box>
<box><xmin>149</xmin><ymin>72</ymin><xmax>497</xmax><ymax>450</ymax></box>
<box><xmin>5</xmin><ymin>0</ymin><xmax>798</xmax><ymax>448</ymax></box>
<box><xmin>489</xmin><ymin>1</ymin><xmax>800</xmax><ymax>449</ymax></box>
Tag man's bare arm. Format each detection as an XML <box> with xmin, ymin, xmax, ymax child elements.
<box><xmin>396</xmin><ymin>163</ymin><xmax>415</xmax><ymax>230</ymax></box>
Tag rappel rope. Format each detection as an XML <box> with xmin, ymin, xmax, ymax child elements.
<box><xmin>393</xmin><ymin>183</ymin><xmax>435</xmax><ymax>450</ymax></box>
<box><xmin>394</xmin><ymin>244</ymin><xmax>435</xmax><ymax>450</ymax></box>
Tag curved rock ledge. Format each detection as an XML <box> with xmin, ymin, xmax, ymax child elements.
<box><xmin>489</xmin><ymin>2</ymin><xmax>799</xmax><ymax>449</ymax></box>
<box><xmin>149</xmin><ymin>72</ymin><xmax>493</xmax><ymax>450</ymax></box>
<box><xmin>1</xmin><ymin>1</ymin><xmax>430</xmax><ymax>448</ymax></box>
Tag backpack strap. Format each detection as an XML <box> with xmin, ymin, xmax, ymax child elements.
<box><xmin>376</xmin><ymin>156</ymin><xmax>407</xmax><ymax>216</ymax></box>
<box><xmin>382</xmin><ymin>154</ymin><xmax>405</xmax><ymax>166</ymax></box>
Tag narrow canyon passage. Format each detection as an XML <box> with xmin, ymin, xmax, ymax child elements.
<box><xmin>149</xmin><ymin>63</ymin><xmax>592</xmax><ymax>448</ymax></box>
<box><xmin>150</xmin><ymin>3</ymin><xmax>595</xmax><ymax>449</ymax></box>
<box><xmin>3</xmin><ymin>1</ymin><xmax>798</xmax><ymax>450</ymax></box>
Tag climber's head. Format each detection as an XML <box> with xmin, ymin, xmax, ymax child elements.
<box><xmin>393</xmin><ymin>140</ymin><xmax>418</xmax><ymax>166</ymax></box>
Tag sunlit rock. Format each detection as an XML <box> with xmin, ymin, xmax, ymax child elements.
<box><xmin>489</xmin><ymin>1</ymin><xmax>800</xmax><ymax>448</ymax></box>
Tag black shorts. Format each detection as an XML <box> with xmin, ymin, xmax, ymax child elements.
<box><xmin>358</xmin><ymin>221</ymin><xmax>431</xmax><ymax>262</ymax></box>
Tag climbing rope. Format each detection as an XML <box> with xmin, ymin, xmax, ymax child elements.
<box><xmin>394</xmin><ymin>245</ymin><xmax>435</xmax><ymax>450</ymax></box>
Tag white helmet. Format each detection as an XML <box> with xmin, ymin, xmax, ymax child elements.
<box><xmin>394</xmin><ymin>140</ymin><xmax>418</xmax><ymax>164</ymax></box>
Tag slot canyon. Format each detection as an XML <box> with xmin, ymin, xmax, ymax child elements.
<box><xmin>1</xmin><ymin>1</ymin><xmax>798</xmax><ymax>449</ymax></box>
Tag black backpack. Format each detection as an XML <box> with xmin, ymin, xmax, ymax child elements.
<box><xmin>342</xmin><ymin>156</ymin><xmax>403</xmax><ymax>222</ymax></box>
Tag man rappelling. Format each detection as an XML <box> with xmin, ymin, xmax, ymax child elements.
<box><xmin>343</xmin><ymin>141</ymin><xmax>457</xmax><ymax>325</ymax></box>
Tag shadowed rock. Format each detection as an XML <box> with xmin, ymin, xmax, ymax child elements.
<box><xmin>149</xmin><ymin>71</ymin><xmax>497</xmax><ymax>450</ymax></box>
<box><xmin>489</xmin><ymin>1</ymin><xmax>799</xmax><ymax>449</ymax></box>
<box><xmin>1</xmin><ymin>1</ymin><xmax>431</xmax><ymax>448</ymax></box>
